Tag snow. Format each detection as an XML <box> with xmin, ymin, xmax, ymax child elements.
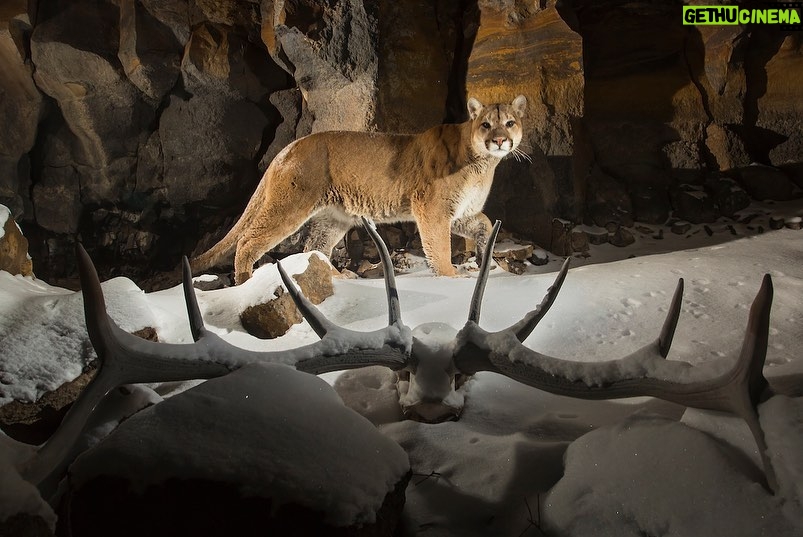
<box><xmin>1</xmin><ymin>208</ymin><xmax>802</xmax><ymax>534</ymax></box>
<box><xmin>0</xmin><ymin>205</ymin><xmax>9</xmax><ymax>240</ymax></box>
<box><xmin>68</xmin><ymin>363</ymin><xmax>410</xmax><ymax>527</ymax></box>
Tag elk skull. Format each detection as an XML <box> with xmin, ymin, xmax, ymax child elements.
<box><xmin>18</xmin><ymin>217</ymin><xmax>796</xmax><ymax>499</ymax></box>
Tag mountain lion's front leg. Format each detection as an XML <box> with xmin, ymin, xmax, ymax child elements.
<box><xmin>413</xmin><ymin>200</ymin><xmax>457</xmax><ymax>277</ymax></box>
<box><xmin>451</xmin><ymin>213</ymin><xmax>493</xmax><ymax>266</ymax></box>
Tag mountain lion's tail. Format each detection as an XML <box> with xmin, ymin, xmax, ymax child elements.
<box><xmin>190</xmin><ymin>220</ymin><xmax>243</xmax><ymax>273</ymax></box>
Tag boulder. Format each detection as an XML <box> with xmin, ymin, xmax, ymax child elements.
<box><xmin>709</xmin><ymin>177</ymin><xmax>751</xmax><ymax>217</ymax></box>
<box><xmin>262</xmin><ymin>0</ymin><xmax>379</xmax><ymax>133</ymax></box>
<box><xmin>735</xmin><ymin>164</ymin><xmax>799</xmax><ymax>201</ymax></box>
<box><xmin>705</xmin><ymin>123</ymin><xmax>751</xmax><ymax>171</ymax></box>
<box><xmin>0</xmin><ymin>2</ymin><xmax>42</xmax><ymax>217</ymax></box>
<box><xmin>240</xmin><ymin>254</ymin><xmax>335</xmax><ymax>339</ymax></box>
<box><xmin>0</xmin><ymin>205</ymin><xmax>33</xmax><ymax>277</ymax></box>
<box><xmin>31</xmin><ymin>1</ymin><xmax>154</xmax><ymax>202</ymax></box>
<box><xmin>467</xmin><ymin>0</ymin><xmax>585</xmax><ymax>247</ymax></box>
<box><xmin>292</xmin><ymin>253</ymin><xmax>335</xmax><ymax>304</ymax></box>
<box><xmin>117</xmin><ymin>0</ymin><xmax>187</xmax><ymax>103</ymax></box>
<box><xmin>585</xmin><ymin>165</ymin><xmax>634</xmax><ymax>228</ymax></box>
<box><xmin>670</xmin><ymin>185</ymin><xmax>718</xmax><ymax>224</ymax></box>
<box><xmin>64</xmin><ymin>363</ymin><xmax>411</xmax><ymax>537</ymax></box>
<box><xmin>240</xmin><ymin>285</ymin><xmax>303</xmax><ymax>339</ymax></box>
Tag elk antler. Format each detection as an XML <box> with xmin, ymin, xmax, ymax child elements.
<box><xmin>21</xmin><ymin>219</ymin><xmax>411</xmax><ymax>500</ymax></box>
<box><xmin>454</xmin><ymin>221</ymin><xmax>778</xmax><ymax>492</ymax></box>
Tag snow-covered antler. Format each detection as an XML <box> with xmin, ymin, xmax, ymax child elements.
<box><xmin>454</xmin><ymin>221</ymin><xmax>778</xmax><ymax>492</ymax></box>
<box><xmin>22</xmin><ymin>218</ymin><xmax>411</xmax><ymax>498</ymax></box>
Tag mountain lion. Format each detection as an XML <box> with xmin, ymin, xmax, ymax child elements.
<box><xmin>192</xmin><ymin>95</ymin><xmax>527</xmax><ymax>284</ymax></box>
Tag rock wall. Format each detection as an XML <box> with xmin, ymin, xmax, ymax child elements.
<box><xmin>0</xmin><ymin>0</ymin><xmax>800</xmax><ymax>285</ymax></box>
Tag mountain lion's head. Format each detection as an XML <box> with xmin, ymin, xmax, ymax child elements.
<box><xmin>467</xmin><ymin>95</ymin><xmax>527</xmax><ymax>159</ymax></box>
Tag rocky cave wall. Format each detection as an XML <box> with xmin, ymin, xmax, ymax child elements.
<box><xmin>0</xmin><ymin>0</ymin><xmax>800</xmax><ymax>286</ymax></box>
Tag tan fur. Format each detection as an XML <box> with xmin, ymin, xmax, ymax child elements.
<box><xmin>191</xmin><ymin>96</ymin><xmax>527</xmax><ymax>284</ymax></box>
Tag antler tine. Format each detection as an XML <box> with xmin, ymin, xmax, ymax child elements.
<box><xmin>278</xmin><ymin>218</ymin><xmax>403</xmax><ymax>336</ymax></box>
<box><xmin>468</xmin><ymin>220</ymin><xmax>502</xmax><ymax>324</ymax></box>
<box><xmin>508</xmin><ymin>257</ymin><xmax>571</xmax><ymax>342</ymax></box>
<box><xmin>360</xmin><ymin>217</ymin><xmax>403</xmax><ymax>328</ymax></box>
<box><xmin>659</xmin><ymin>278</ymin><xmax>684</xmax><ymax>357</ymax></box>
<box><xmin>727</xmin><ymin>273</ymin><xmax>776</xmax><ymax>492</ymax></box>
<box><xmin>277</xmin><ymin>259</ymin><xmax>335</xmax><ymax>339</ymax></box>
<box><xmin>182</xmin><ymin>256</ymin><xmax>206</xmax><ymax>342</ymax></box>
<box><xmin>25</xmin><ymin>245</ymin><xmax>235</xmax><ymax>496</ymax></box>
<box><xmin>456</xmin><ymin>274</ymin><xmax>779</xmax><ymax>492</ymax></box>
<box><xmin>27</xmin><ymin>242</ymin><xmax>414</xmax><ymax>498</ymax></box>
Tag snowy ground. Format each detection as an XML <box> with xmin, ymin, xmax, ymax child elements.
<box><xmin>1</xmin><ymin>202</ymin><xmax>802</xmax><ymax>535</ymax></box>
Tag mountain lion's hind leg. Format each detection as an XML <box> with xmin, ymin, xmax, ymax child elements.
<box><xmin>233</xmin><ymin>205</ymin><xmax>315</xmax><ymax>285</ymax></box>
<box><xmin>452</xmin><ymin>213</ymin><xmax>493</xmax><ymax>267</ymax></box>
<box><xmin>304</xmin><ymin>211</ymin><xmax>354</xmax><ymax>258</ymax></box>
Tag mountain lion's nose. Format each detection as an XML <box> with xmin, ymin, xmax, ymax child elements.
<box><xmin>494</xmin><ymin>137</ymin><xmax>507</xmax><ymax>147</ymax></box>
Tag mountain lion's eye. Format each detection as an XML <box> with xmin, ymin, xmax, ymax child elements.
<box><xmin>481</xmin><ymin>122</ymin><xmax>491</xmax><ymax>129</ymax></box>
<box><xmin>505</xmin><ymin>120</ymin><xmax>515</xmax><ymax>128</ymax></box>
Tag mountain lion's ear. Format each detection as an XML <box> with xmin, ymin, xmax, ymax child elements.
<box><xmin>467</xmin><ymin>97</ymin><xmax>484</xmax><ymax>120</ymax></box>
<box><xmin>511</xmin><ymin>95</ymin><xmax>527</xmax><ymax>117</ymax></box>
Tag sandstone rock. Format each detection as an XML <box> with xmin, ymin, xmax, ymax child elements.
<box><xmin>671</xmin><ymin>221</ymin><xmax>692</xmax><ymax>235</ymax></box>
<box><xmin>7</xmin><ymin>0</ymin><xmax>803</xmax><ymax>287</ymax></box>
<box><xmin>357</xmin><ymin>259</ymin><xmax>385</xmax><ymax>279</ymax></box>
<box><xmin>609</xmin><ymin>226</ymin><xmax>635</xmax><ymax>248</ymax></box>
<box><xmin>154</xmin><ymin>94</ymin><xmax>268</xmax><ymax>207</ymax></box>
<box><xmin>64</xmin><ymin>363</ymin><xmax>410</xmax><ymax>537</ymax></box>
<box><xmin>493</xmin><ymin>240</ymin><xmax>533</xmax><ymax>263</ymax></box>
<box><xmin>240</xmin><ymin>286</ymin><xmax>302</xmax><ymax>339</ymax></box>
<box><xmin>785</xmin><ymin>217</ymin><xmax>802</xmax><ymax>231</ymax></box>
<box><xmin>0</xmin><ymin>326</ymin><xmax>157</xmax><ymax>444</ymax></box>
<box><xmin>695</xmin><ymin>25</ymin><xmax>747</xmax><ymax>126</ymax></box>
<box><xmin>570</xmin><ymin>229</ymin><xmax>590</xmax><ymax>254</ymax></box>
<box><xmin>670</xmin><ymin>185</ymin><xmax>718</xmax><ymax>224</ymax></box>
<box><xmin>493</xmin><ymin>238</ymin><xmax>534</xmax><ymax>274</ymax></box>
<box><xmin>263</xmin><ymin>0</ymin><xmax>379</xmax><ymax>133</ymax></box>
<box><xmin>0</xmin><ymin>205</ymin><xmax>33</xmax><ymax>277</ymax></box>
<box><xmin>550</xmin><ymin>219</ymin><xmax>574</xmax><ymax>257</ymax></box>
<box><xmin>705</xmin><ymin>123</ymin><xmax>751</xmax><ymax>171</ymax></box>
<box><xmin>585</xmin><ymin>165</ymin><xmax>634</xmax><ymax>228</ymax></box>
<box><xmin>757</xmin><ymin>34</ymin><xmax>803</xmax><ymax>167</ymax></box>
<box><xmin>260</xmin><ymin>88</ymin><xmax>304</xmax><ymax>171</ymax></box>
<box><xmin>117</xmin><ymin>0</ymin><xmax>186</xmax><ymax>103</ymax></box>
<box><xmin>31</xmin><ymin>1</ymin><xmax>154</xmax><ymax>196</ymax></box>
<box><xmin>375</xmin><ymin>0</ymin><xmax>454</xmax><ymax>133</ymax></box>
<box><xmin>292</xmin><ymin>253</ymin><xmax>335</xmax><ymax>304</ymax></box>
<box><xmin>240</xmin><ymin>255</ymin><xmax>334</xmax><ymax>338</ymax></box>
<box><xmin>0</xmin><ymin>3</ymin><xmax>42</xmax><ymax>217</ymax></box>
<box><xmin>0</xmin><ymin>365</ymin><xmax>95</xmax><ymax>444</ymax></box>
<box><xmin>709</xmin><ymin>177</ymin><xmax>751</xmax><ymax>217</ymax></box>
<box><xmin>581</xmin><ymin>225</ymin><xmax>608</xmax><ymax>246</ymax></box>
<box><xmin>735</xmin><ymin>164</ymin><xmax>799</xmax><ymax>201</ymax></box>
<box><xmin>468</xmin><ymin>0</ymin><xmax>585</xmax><ymax>248</ymax></box>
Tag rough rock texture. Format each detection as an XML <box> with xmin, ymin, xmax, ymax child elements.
<box><xmin>468</xmin><ymin>0</ymin><xmax>586</xmax><ymax>249</ymax></box>
<box><xmin>240</xmin><ymin>286</ymin><xmax>303</xmax><ymax>339</ymax></box>
<box><xmin>1</xmin><ymin>1</ymin><xmax>801</xmax><ymax>283</ymax></box>
<box><xmin>0</xmin><ymin>2</ymin><xmax>41</xmax><ymax>220</ymax></box>
<box><xmin>240</xmin><ymin>254</ymin><xmax>334</xmax><ymax>339</ymax></box>
<box><xmin>0</xmin><ymin>206</ymin><xmax>34</xmax><ymax>277</ymax></box>
<box><xmin>0</xmin><ymin>327</ymin><xmax>155</xmax><ymax>444</ymax></box>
